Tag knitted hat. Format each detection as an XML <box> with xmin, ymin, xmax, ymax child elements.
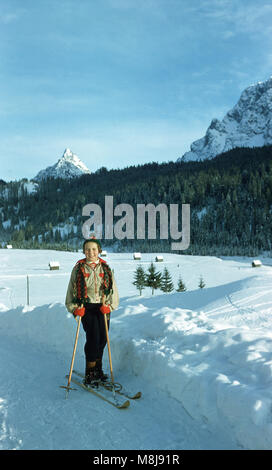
<box><xmin>83</xmin><ymin>236</ymin><xmax>102</xmax><ymax>253</ymax></box>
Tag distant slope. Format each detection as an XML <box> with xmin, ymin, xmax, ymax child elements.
<box><xmin>179</xmin><ymin>77</ymin><xmax>272</xmax><ymax>162</ymax></box>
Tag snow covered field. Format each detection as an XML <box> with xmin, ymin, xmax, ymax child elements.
<box><xmin>0</xmin><ymin>249</ymin><xmax>272</xmax><ymax>450</ymax></box>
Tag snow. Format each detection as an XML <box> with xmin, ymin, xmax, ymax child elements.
<box><xmin>34</xmin><ymin>148</ymin><xmax>91</xmax><ymax>180</ymax></box>
<box><xmin>19</xmin><ymin>181</ymin><xmax>38</xmax><ymax>195</ymax></box>
<box><xmin>0</xmin><ymin>249</ymin><xmax>272</xmax><ymax>450</ymax></box>
<box><xmin>179</xmin><ymin>76</ymin><xmax>272</xmax><ymax>162</ymax></box>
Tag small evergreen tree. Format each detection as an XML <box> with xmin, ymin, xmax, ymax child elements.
<box><xmin>145</xmin><ymin>262</ymin><xmax>162</xmax><ymax>295</ymax></box>
<box><xmin>199</xmin><ymin>275</ymin><xmax>205</xmax><ymax>289</ymax></box>
<box><xmin>133</xmin><ymin>265</ymin><xmax>146</xmax><ymax>295</ymax></box>
<box><xmin>161</xmin><ymin>267</ymin><xmax>174</xmax><ymax>293</ymax></box>
<box><xmin>176</xmin><ymin>276</ymin><xmax>186</xmax><ymax>292</ymax></box>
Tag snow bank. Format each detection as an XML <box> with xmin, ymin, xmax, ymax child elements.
<box><xmin>111</xmin><ymin>293</ymin><xmax>272</xmax><ymax>450</ymax></box>
<box><xmin>0</xmin><ymin>303</ymin><xmax>84</xmax><ymax>360</ymax></box>
<box><xmin>1</xmin><ymin>289</ymin><xmax>272</xmax><ymax>449</ymax></box>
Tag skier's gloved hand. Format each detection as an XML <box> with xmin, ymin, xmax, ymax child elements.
<box><xmin>100</xmin><ymin>305</ymin><xmax>111</xmax><ymax>315</ymax></box>
<box><xmin>73</xmin><ymin>306</ymin><xmax>86</xmax><ymax>317</ymax></box>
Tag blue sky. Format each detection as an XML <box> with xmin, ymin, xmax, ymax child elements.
<box><xmin>0</xmin><ymin>0</ymin><xmax>272</xmax><ymax>181</ymax></box>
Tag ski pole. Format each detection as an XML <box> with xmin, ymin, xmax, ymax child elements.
<box><xmin>60</xmin><ymin>314</ymin><xmax>82</xmax><ymax>398</ymax></box>
<box><xmin>103</xmin><ymin>312</ymin><xmax>118</xmax><ymax>400</ymax></box>
<box><xmin>101</xmin><ymin>294</ymin><xmax>115</xmax><ymax>385</ymax></box>
<box><xmin>104</xmin><ymin>314</ymin><xmax>114</xmax><ymax>384</ymax></box>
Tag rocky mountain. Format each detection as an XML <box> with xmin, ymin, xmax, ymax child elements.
<box><xmin>34</xmin><ymin>148</ymin><xmax>91</xmax><ymax>180</ymax></box>
<box><xmin>179</xmin><ymin>76</ymin><xmax>272</xmax><ymax>162</ymax></box>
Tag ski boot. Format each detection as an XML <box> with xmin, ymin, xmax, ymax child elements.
<box><xmin>84</xmin><ymin>362</ymin><xmax>100</xmax><ymax>388</ymax></box>
<box><xmin>95</xmin><ymin>358</ymin><xmax>109</xmax><ymax>383</ymax></box>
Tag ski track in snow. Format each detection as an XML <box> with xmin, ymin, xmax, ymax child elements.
<box><xmin>1</xmin><ymin>250</ymin><xmax>272</xmax><ymax>450</ymax></box>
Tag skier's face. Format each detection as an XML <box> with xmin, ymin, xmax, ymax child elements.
<box><xmin>84</xmin><ymin>242</ymin><xmax>99</xmax><ymax>262</ymax></box>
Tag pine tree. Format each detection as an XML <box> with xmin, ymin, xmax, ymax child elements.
<box><xmin>176</xmin><ymin>276</ymin><xmax>186</xmax><ymax>292</ymax></box>
<box><xmin>161</xmin><ymin>267</ymin><xmax>174</xmax><ymax>293</ymax></box>
<box><xmin>199</xmin><ymin>275</ymin><xmax>205</xmax><ymax>289</ymax></box>
<box><xmin>133</xmin><ymin>265</ymin><xmax>146</xmax><ymax>296</ymax></box>
<box><xmin>145</xmin><ymin>262</ymin><xmax>162</xmax><ymax>295</ymax></box>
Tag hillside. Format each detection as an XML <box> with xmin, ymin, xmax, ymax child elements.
<box><xmin>1</xmin><ymin>145</ymin><xmax>272</xmax><ymax>255</ymax></box>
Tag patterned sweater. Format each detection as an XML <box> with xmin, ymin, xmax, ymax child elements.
<box><xmin>65</xmin><ymin>258</ymin><xmax>119</xmax><ymax>315</ymax></box>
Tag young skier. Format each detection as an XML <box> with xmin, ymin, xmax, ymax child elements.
<box><xmin>65</xmin><ymin>237</ymin><xmax>119</xmax><ymax>386</ymax></box>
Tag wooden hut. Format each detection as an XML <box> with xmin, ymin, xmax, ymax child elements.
<box><xmin>252</xmin><ymin>259</ymin><xmax>262</xmax><ymax>268</ymax></box>
<box><xmin>49</xmin><ymin>261</ymin><xmax>60</xmax><ymax>271</ymax></box>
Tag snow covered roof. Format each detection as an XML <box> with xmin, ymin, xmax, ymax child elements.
<box><xmin>49</xmin><ymin>261</ymin><xmax>60</xmax><ymax>269</ymax></box>
<box><xmin>252</xmin><ymin>259</ymin><xmax>262</xmax><ymax>267</ymax></box>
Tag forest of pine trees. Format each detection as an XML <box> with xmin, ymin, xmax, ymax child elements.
<box><xmin>1</xmin><ymin>145</ymin><xmax>272</xmax><ymax>256</ymax></box>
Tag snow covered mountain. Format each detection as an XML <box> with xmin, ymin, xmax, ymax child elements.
<box><xmin>179</xmin><ymin>77</ymin><xmax>272</xmax><ymax>162</ymax></box>
<box><xmin>34</xmin><ymin>148</ymin><xmax>91</xmax><ymax>180</ymax></box>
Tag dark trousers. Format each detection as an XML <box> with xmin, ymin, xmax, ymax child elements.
<box><xmin>81</xmin><ymin>303</ymin><xmax>110</xmax><ymax>362</ymax></box>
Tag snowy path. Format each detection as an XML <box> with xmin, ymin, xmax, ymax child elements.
<box><xmin>0</xmin><ymin>331</ymin><xmax>238</xmax><ymax>450</ymax></box>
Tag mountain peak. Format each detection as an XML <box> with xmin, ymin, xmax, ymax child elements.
<box><xmin>62</xmin><ymin>148</ymin><xmax>74</xmax><ymax>159</ymax></box>
<box><xmin>179</xmin><ymin>76</ymin><xmax>272</xmax><ymax>162</ymax></box>
<box><xmin>34</xmin><ymin>149</ymin><xmax>91</xmax><ymax>180</ymax></box>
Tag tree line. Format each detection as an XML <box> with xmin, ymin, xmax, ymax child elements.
<box><xmin>133</xmin><ymin>263</ymin><xmax>205</xmax><ymax>295</ymax></box>
<box><xmin>0</xmin><ymin>145</ymin><xmax>272</xmax><ymax>256</ymax></box>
